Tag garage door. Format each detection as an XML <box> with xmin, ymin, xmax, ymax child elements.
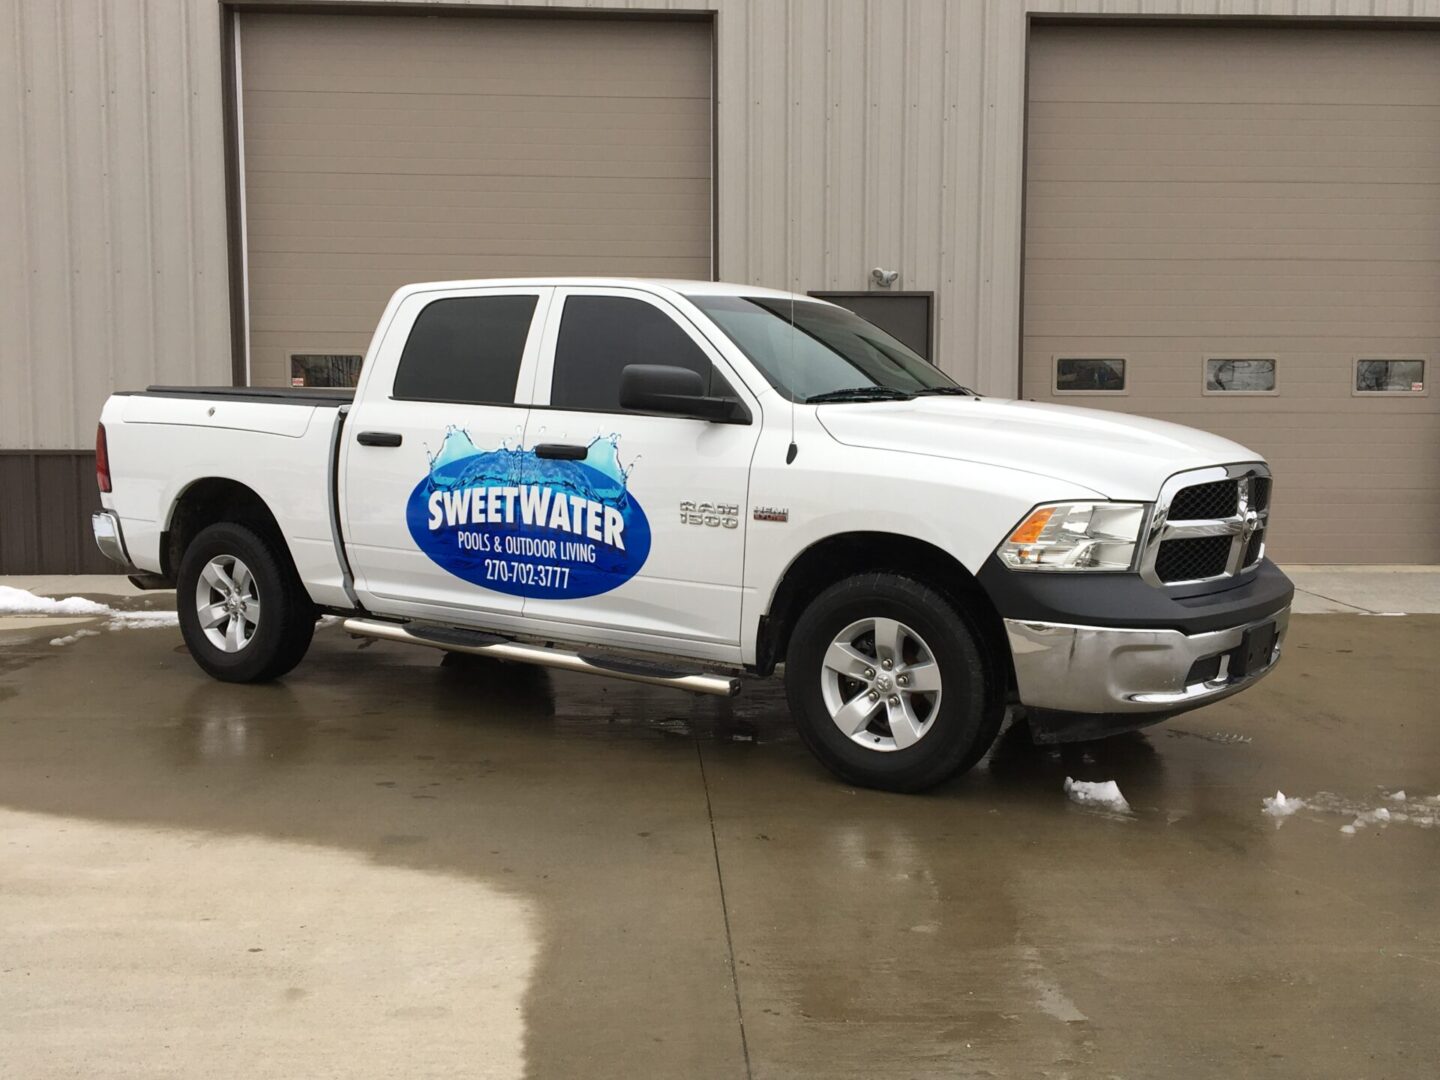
<box><xmin>239</xmin><ymin>13</ymin><xmax>712</xmax><ymax>389</ymax></box>
<box><xmin>1024</xmin><ymin>25</ymin><xmax>1440</xmax><ymax>564</ymax></box>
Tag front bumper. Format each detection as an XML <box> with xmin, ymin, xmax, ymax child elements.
<box><xmin>1004</xmin><ymin>605</ymin><xmax>1290</xmax><ymax>741</ymax></box>
<box><xmin>977</xmin><ymin>552</ymin><xmax>1294</xmax><ymax>741</ymax></box>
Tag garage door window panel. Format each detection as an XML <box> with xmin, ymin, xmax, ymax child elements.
<box><xmin>1054</xmin><ymin>358</ymin><xmax>1126</xmax><ymax>395</ymax></box>
<box><xmin>1204</xmin><ymin>358</ymin><xmax>1278</xmax><ymax>396</ymax></box>
<box><xmin>392</xmin><ymin>295</ymin><xmax>539</xmax><ymax>405</ymax></box>
<box><xmin>291</xmin><ymin>353</ymin><xmax>364</xmax><ymax>388</ymax></box>
<box><xmin>1354</xmin><ymin>359</ymin><xmax>1426</xmax><ymax>396</ymax></box>
<box><xmin>550</xmin><ymin>296</ymin><xmax>735</xmax><ymax>414</ymax></box>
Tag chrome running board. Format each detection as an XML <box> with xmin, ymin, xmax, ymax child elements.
<box><xmin>342</xmin><ymin>618</ymin><xmax>741</xmax><ymax>697</ymax></box>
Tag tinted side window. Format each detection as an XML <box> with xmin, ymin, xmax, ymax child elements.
<box><xmin>551</xmin><ymin>296</ymin><xmax>716</xmax><ymax>412</ymax></box>
<box><xmin>393</xmin><ymin>295</ymin><xmax>538</xmax><ymax>404</ymax></box>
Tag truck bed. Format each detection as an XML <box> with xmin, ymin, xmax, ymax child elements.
<box><xmin>117</xmin><ymin>385</ymin><xmax>355</xmax><ymax>407</ymax></box>
<box><xmin>99</xmin><ymin>386</ymin><xmax>352</xmax><ymax>608</ymax></box>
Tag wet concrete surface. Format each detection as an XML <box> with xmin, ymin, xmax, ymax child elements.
<box><xmin>1</xmin><ymin>613</ymin><xmax>1437</xmax><ymax>1078</ymax></box>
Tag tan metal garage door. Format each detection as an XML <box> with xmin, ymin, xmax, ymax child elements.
<box><xmin>1024</xmin><ymin>25</ymin><xmax>1440</xmax><ymax>564</ymax></box>
<box><xmin>239</xmin><ymin>13</ymin><xmax>711</xmax><ymax>389</ymax></box>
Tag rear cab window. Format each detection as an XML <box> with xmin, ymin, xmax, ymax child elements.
<box><xmin>392</xmin><ymin>294</ymin><xmax>541</xmax><ymax>405</ymax></box>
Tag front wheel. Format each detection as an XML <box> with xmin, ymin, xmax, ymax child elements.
<box><xmin>784</xmin><ymin>573</ymin><xmax>1002</xmax><ymax>792</ymax></box>
<box><xmin>177</xmin><ymin>522</ymin><xmax>315</xmax><ymax>683</ymax></box>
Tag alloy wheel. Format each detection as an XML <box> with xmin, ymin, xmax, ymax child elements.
<box><xmin>194</xmin><ymin>554</ymin><xmax>260</xmax><ymax>653</ymax></box>
<box><xmin>819</xmin><ymin>616</ymin><xmax>942</xmax><ymax>751</ymax></box>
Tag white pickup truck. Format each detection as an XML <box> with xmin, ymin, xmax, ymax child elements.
<box><xmin>94</xmin><ymin>278</ymin><xmax>1293</xmax><ymax>791</ymax></box>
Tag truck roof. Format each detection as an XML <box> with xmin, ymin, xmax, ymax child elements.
<box><xmin>390</xmin><ymin>277</ymin><xmax>824</xmax><ymax>305</ymax></box>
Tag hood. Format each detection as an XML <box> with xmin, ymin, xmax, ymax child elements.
<box><xmin>814</xmin><ymin>396</ymin><xmax>1262</xmax><ymax>500</ymax></box>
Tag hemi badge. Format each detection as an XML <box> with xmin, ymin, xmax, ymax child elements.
<box><xmin>753</xmin><ymin>506</ymin><xmax>789</xmax><ymax>523</ymax></box>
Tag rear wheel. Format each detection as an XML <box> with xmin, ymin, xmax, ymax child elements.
<box><xmin>177</xmin><ymin>522</ymin><xmax>315</xmax><ymax>683</ymax></box>
<box><xmin>784</xmin><ymin>573</ymin><xmax>1001</xmax><ymax>792</ymax></box>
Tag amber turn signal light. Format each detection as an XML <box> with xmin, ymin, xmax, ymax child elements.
<box><xmin>1007</xmin><ymin>507</ymin><xmax>1055</xmax><ymax>545</ymax></box>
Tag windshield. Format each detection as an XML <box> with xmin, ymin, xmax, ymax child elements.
<box><xmin>687</xmin><ymin>295</ymin><xmax>963</xmax><ymax>402</ymax></box>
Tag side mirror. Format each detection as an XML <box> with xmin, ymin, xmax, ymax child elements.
<box><xmin>618</xmin><ymin>364</ymin><xmax>748</xmax><ymax>423</ymax></box>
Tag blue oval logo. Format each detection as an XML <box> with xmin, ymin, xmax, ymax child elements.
<box><xmin>405</xmin><ymin>429</ymin><xmax>651</xmax><ymax>600</ymax></box>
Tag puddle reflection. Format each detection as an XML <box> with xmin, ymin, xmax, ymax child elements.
<box><xmin>984</xmin><ymin>719</ymin><xmax>1166</xmax><ymax>795</ymax></box>
<box><xmin>169</xmin><ymin>681</ymin><xmax>313</xmax><ymax>766</ymax></box>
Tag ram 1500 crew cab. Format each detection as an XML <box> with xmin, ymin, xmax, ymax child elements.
<box><xmin>94</xmin><ymin>278</ymin><xmax>1293</xmax><ymax>791</ymax></box>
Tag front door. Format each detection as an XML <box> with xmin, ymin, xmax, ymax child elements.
<box><xmin>519</xmin><ymin>287</ymin><xmax>762</xmax><ymax>653</ymax></box>
<box><xmin>341</xmin><ymin>286</ymin><xmax>550</xmax><ymax>627</ymax></box>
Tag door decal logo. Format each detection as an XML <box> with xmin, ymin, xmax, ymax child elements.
<box><xmin>405</xmin><ymin>427</ymin><xmax>651</xmax><ymax>600</ymax></box>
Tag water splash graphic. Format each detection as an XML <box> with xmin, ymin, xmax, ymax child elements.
<box><xmin>422</xmin><ymin>427</ymin><xmax>636</xmax><ymax>508</ymax></box>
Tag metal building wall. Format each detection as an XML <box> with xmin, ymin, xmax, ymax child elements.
<box><xmin>12</xmin><ymin>0</ymin><xmax>1440</xmax><ymax>450</ymax></box>
<box><xmin>5</xmin><ymin>0</ymin><xmax>1440</xmax><ymax>570</ymax></box>
<box><xmin>1</xmin><ymin>0</ymin><xmax>231</xmax><ymax>451</ymax></box>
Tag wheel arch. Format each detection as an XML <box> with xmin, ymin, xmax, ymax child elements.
<box><xmin>162</xmin><ymin>477</ymin><xmax>300</xmax><ymax>586</ymax></box>
<box><xmin>754</xmin><ymin>531</ymin><xmax>1013</xmax><ymax>692</ymax></box>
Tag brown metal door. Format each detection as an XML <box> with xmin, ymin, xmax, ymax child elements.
<box><xmin>239</xmin><ymin>12</ymin><xmax>712</xmax><ymax>389</ymax></box>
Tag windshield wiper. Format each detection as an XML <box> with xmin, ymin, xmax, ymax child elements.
<box><xmin>804</xmin><ymin>387</ymin><xmax>914</xmax><ymax>404</ymax></box>
<box><xmin>911</xmin><ymin>386</ymin><xmax>974</xmax><ymax>397</ymax></box>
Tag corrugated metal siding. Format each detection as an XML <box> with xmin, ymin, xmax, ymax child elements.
<box><xmin>715</xmin><ymin>0</ymin><xmax>1016</xmax><ymax>391</ymax></box>
<box><xmin>4</xmin><ymin>0</ymin><xmax>1440</xmax><ymax>437</ymax></box>
<box><xmin>0</xmin><ymin>0</ymin><xmax>232</xmax><ymax>451</ymax></box>
<box><xmin>0</xmin><ymin>452</ymin><xmax>111</xmax><ymax>573</ymax></box>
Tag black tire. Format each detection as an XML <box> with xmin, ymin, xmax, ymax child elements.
<box><xmin>784</xmin><ymin>573</ymin><xmax>1002</xmax><ymax>792</ymax></box>
<box><xmin>176</xmin><ymin>522</ymin><xmax>315</xmax><ymax>683</ymax></box>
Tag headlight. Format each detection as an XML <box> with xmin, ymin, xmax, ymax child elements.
<box><xmin>996</xmin><ymin>502</ymin><xmax>1148</xmax><ymax>571</ymax></box>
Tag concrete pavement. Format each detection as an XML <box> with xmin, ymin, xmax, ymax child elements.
<box><xmin>1286</xmin><ymin>565</ymin><xmax>1440</xmax><ymax>614</ymax></box>
<box><xmin>1</xmin><ymin>576</ymin><xmax>1437</xmax><ymax>1078</ymax></box>
<box><xmin>10</xmin><ymin>564</ymin><xmax>1440</xmax><ymax>615</ymax></box>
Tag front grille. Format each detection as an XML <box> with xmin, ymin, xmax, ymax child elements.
<box><xmin>1155</xmin><ymin>535</ymin><xmax>1232</xmax><ymax>583</ymax></box>
<box><xmin>1145</xmin><ymin>466</ymin><xmax>1273</xmax><ymax>586</ymax></box>
<box><xmin>1243</xmin><ymin>529</ymin><xmax>1265</xmax><ymax>567</ymax></box>
<box><xmin>1169</xmin><ymin>478</ymin><xmax>1238</xmax><ymax>520</ymax></box>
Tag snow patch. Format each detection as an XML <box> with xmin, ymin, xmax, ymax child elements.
<box><xmin>2</xmin><ymin>585</ymin><xmax>177</xmax><ymax>630</ymax></box>
<box><xmin>1064</xmin><ymin>777</ymin><xmax>1130</xmax><ymax>813</ymax></box>
<box><xmin>1261</xmin><ymin>788</ymin><xmax>1438</xmax><ymax>832</ymax></box>
<box><xmin>49</xmin><ymin>629</ymin><xmax>101</xmax><ymax>647</ymax></box>
<box><xmin>0</xmin><ymin>585</ymin><xmax>110</xmax><ymax>617</ymax></box>
<box><xmin>1262</xmin><ymin>791</ymin><xmax>1304</xmax><ymax>817</ymax></box>
<box><xmin>105</xmin><ymin>611</ymin><xmax>180</xmax><ymax>630</ymax></box>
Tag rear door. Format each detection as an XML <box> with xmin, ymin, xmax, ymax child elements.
<box><xmin>341</xmin><ymin>286</ymin><xmax>550</xmax><ymax>627</ymax></box>
<box><xmin>518</xmin><ymin>287</ymin><xmax>762</xmax><ymax>654</ymax></box>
